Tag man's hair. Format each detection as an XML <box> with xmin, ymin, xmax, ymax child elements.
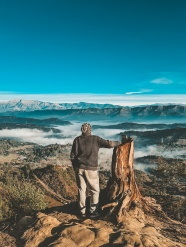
<box><xmin>81</xmin><ymin>123</ymin><xmax>92</xmax><ymax>134</ymax></box>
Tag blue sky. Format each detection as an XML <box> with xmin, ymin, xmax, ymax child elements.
<box><xmin>0</xmin><ymin>0</ymin><xmax>186</xmax><ymax>95</ymax></box>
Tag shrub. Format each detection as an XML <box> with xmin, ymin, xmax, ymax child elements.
<box><xmin>7</xmin><ymin>178</ymin><xmax>48</xmax><ymax>215</ymax></box>
<box><xmin>0</xmin><ymin>166</ymin><xmax>48</xmax><ymax>220</ymax></box>
<box><xmin>0</xmin><ymin>192</ymin><xmax>13</xmax><ymax>221</ymax></box>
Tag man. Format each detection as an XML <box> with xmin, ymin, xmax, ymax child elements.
<box><xmin>70</xmin><ymin>123</ymin><xmax>120</xmax><ymax>219</ymax></box>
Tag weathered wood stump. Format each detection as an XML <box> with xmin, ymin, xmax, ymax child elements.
<box><xmin>102</xmin><ymin>139</ymin><xmax>161</xmax><ymax>223</ymax></box>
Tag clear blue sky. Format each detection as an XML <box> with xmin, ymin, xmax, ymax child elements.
<box><xmin>0</xmin><ymin>0</ymin><xmax>186</xmax><ymax>94</ymax></box>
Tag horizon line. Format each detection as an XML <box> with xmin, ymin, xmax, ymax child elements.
<box><xmin>0</xmin><ymin>93</ymin><xmax>185</xmax><ymax>106</ymax></box>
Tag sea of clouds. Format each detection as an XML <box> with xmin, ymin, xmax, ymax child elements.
<box><xmin>0</xmin><ymin>121</ymin><xmax>184</xmax><ymax>172</ymax></box>
<box><xmin>0</xmin><ymin>121</ymin><xmax>121</xmax><ymax>146</ymax></box>
<box><xmin>0</xmin><ymin>121</ymin><xmax>184</xmax><ymax>155</ymax></box>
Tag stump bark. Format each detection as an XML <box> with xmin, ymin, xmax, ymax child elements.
<box><xmin>102</xmin><ymin>139</ymin><xmax>158</xmax><ymax>222</ymax></box>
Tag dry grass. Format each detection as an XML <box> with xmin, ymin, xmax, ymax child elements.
<box><xmin>0</xmin><ymin>165</ymin><xmax>48</xmax><ymax>221</ymax></box>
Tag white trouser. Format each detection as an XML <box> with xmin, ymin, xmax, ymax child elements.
<box><xmin>75</xmin><ymin>168</ymin><xmax>100</xmax><ymax>214</ymax></box>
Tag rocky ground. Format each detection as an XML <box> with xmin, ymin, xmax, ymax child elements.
<box><xmin>0</xmin><ymin>200</ymin><xmax>185</xmax><ymax>247</ymax></box>
<box><xmin>0</xmin><ymin>162</ymin><xmax>185</xmax><ymax>246</ymax></box>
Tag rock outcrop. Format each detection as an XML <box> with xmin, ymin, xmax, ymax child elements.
<box><xmin>16</xmin><ymin>210</ymin><xmax>185</xmax><ymax>247</ymax></box>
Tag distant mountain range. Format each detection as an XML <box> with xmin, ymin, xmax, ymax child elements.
<box><xmin>0</xmin><ymin>99</ymin><xmax>185</xmax><ymax>121</ymax></box>
<box><xmin>0</xmin><ymin>116</ymin><xmax>71</xmax><ymax>126</ymax></box>
<box><xmin>4</xmin><ymin>104</ymin><xmax>185</xmax><ymax>121</ymax></box>
<box><xmin>0</xmin><ymin>99</ymin><xmax>120</xmax><ymax>112</ymax></box>
<box><xmin>93</xmin><ymin>122</ymin><xmax>186</xmax><ymax>130</ymax></box>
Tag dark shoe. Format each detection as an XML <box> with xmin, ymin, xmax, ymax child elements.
<box><xmin>89</xmin><ymin>212</ymin><xmax>101</xmax><ymax>219</ymax></box>
<box><xmin>78</xmin><ymin>213</ymin><xmax>86</xmax><ymax>219</ymax></box>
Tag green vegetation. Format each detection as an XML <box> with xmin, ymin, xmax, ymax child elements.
<box><xmin>0</xmin><ymin>165</ymin><xmax>47</xmax><ymax>221</ymax></box>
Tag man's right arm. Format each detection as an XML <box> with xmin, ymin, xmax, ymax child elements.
<box><xmin>97</xmin><ymin>136</ymin><xmax>120</xmax><ymax>148</ymax></box>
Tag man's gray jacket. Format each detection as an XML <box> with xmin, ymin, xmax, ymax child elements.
<box><xmin>70</xmin><ymin>135</ymin><xmax>118</xmax><ymax>170</ymax></box>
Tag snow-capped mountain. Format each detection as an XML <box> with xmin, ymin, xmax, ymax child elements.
<box><xmin>0</xmin><ymin>99</ymin><xmax>120</xmax><ymax>112</ymax></box>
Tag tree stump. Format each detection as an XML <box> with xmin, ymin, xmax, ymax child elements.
<box><xmin>102</xmin><ymin>139</ymin><xmax>160</xmax><ymax>223</ymax></box>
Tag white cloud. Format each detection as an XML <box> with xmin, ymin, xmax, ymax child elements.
<box><xmin>150</xmin><ymin>77</ymin><xmax>173</xmax><ymax>84</ymax></box>
<box><xmin>0</xmin><ymin>122</ymin><xmax>120</xmax><ymax>146</ymax></box>
<box><xmin>0</xmin><ymin>128</ymin><xmax>73</xmax><ymax>146</ymax></box>
<box><xmin>125</xmin><ymin>91</ymin><xmax>144</xmax><ymax>95</ymax></box>
<box><xmin>135</xmin><ymin>145</ymin><xmax>185</xmax><ymax>159</ymax></box>
<box><xmin>125</xmin><ymin>89</ymin><xmax>152</xmax><ymax>95</ymax></box>
<box><xmin>93</xmin><ymin>128</ymin><xmax>122</xmax><ymax>140</ymax></box>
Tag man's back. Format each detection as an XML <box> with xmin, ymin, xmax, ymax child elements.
<box><xmin>70</xmin><ymin>135</ymin><xmax>114</xmax><ymax>170</ymax></box>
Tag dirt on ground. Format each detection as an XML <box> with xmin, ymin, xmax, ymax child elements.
<box><xmin>0</xmin><ymin>154</ymin><xmax>19</xmax><ymax>163</ymax></box>
<box><xmin>1</xmin><ymin>201</ymin><xmax>185</xmax><ymax>247</ymax></box>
